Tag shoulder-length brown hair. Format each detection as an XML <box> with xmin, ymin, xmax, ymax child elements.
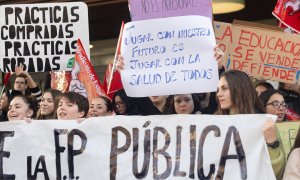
<box><xmin>215</xmin><ymin>70</ymin><xmax>264</xmax><ymax>115</ymax></box>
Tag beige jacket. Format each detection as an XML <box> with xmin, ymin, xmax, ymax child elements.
<box><xmin>283</xmin><ymin>148</ymin><xmax>300</xmax><ymax>180</ymax></box>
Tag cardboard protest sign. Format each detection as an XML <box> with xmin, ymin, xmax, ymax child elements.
<box><xmin>0</xmin><ymin>114</ymin><xmax>275</xmax><ymax>179</ymax></box>
<box><xmin>272</xmin><ymin>0</ymin><xmax>300</xmax><ymax>33</ymax></box>
<box><xmin>121</xmin><ymin>16</ymin><xmax>218</xmax><ymax>97</ymax></box>
<box><xmin>214</xmin><ymin>21</ymin><xmax>232</xmax><ymax>69</ymax></box>
<box><xmin>228</xmin><ymin>21</ymin><xmax>300</xmax><ymax>84</ymax></box>
<box><xmin>0</xmin><ymin>2</ymin><xmax>90</xmax><ymax>72</ymax></box>
<box><xmin>128</xmin><ymin>0</ymin><xmax>213</xmax><ymax>21</ymax></box>
<box><xmin>276</xmin><ymin>121</ymin><xmax>300</xmax><ymax>159</ymax></box>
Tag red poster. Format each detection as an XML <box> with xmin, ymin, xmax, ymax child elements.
<box><xmin>273</xmin><ymin>0</ymin><xmax>300</xmax><ymax>33</ymax></box>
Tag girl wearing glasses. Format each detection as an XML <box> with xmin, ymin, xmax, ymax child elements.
<box><xmin>259</xmin><ymin>90</ymin><xmax>287</xmax><ymax>123</ymax></box>
<box><xmin>112</xmin><ymin>89</ymin><xmax>135</xmax><ymax>115</ymax></box>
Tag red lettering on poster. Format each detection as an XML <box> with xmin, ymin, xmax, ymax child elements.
<box><xmin>233</xmin><ymin>46</ymin><xmax>243</xmax><ymax>58</ymax></box>
<box><xmin>238</xmin><ymin>30</ymin><xmax>251</xmax><ymax>46</ymax></box>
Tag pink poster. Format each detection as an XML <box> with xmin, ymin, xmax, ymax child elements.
<box><xmin>129</xmin><ymin>0</ymin><xmax>212</xmax><ymax>21</ymax></box>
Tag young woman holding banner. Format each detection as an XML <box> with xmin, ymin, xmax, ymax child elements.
<box><xmin>36</xmin><ymin>89</ymin><xmax>62</xmax><ymax>120</ymax></box>
<box><xmin>215</xmin><ymin>69</ymin><xmax>286</xmax><ymax>179</ymax></box>
<box><xmin>56</xmin><ymin>91</ymin><xmax>89</xmax><ymax>120</ymax></box>
<box><xmin>7</xmin><ymin>95</ymin><xmax>38</xmax><ymax>121</ymax></box>
<box><xmin>0</xmin><ymin>89</ymin><xmax>23</xmax><ymax>121</ymax></box>
<box><xmin>88</xmin><ymin>96</ymin><xmax>114</xmax><ymax>117</ymax></box>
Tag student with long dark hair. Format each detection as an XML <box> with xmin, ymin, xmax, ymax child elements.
<box><xmin>216</xmin><ymin>70</ymin><xmax>264</xmax><ymax>114</ymax></box>
<box><xmin>36</xmin><ymin>89</ymin><xmax>62</xmax><ymax>120</ymax></box>
<box><xmin>215</xmin><ymin>70</ymin><xmax>285</xmax><ymax>179</ymax></box>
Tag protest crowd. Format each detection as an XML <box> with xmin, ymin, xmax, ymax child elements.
<box><xmin>0</xmin><ymin>0</ymin><xmax>299</xmax><ymax>179</ymax></box>
<box><xmin>1</xmin><ymin>46</ymin><xmax>299</xmax><ymax>179</ymax></box>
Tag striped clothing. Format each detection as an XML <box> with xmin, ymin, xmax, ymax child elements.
<box><xmin>29</xmin><ymin>86</ymin><xmax>42</xmax><ymax>102</ymax></box>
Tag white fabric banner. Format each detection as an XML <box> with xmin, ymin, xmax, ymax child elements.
<box><xmin>0</xmin><ymin>114</ymin><xmax>275</xmax><ymax>179</ymax></box>
<box><xmin>121</xmin><ymin>16</ymin><xmax>218</xmax><ymax>97</ymax></box>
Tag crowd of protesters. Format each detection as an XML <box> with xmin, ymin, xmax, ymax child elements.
<box><xmin>0</xmin><ymin>46</ymin><xmax>299</xmax><ymax>179</ymax></box>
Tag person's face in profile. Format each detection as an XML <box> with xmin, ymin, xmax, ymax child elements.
<box><xmin>217</xmin><ymin>76</ymin><xmax>234</xmax><ymax>111</ymax></box>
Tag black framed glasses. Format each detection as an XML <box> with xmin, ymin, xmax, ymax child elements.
<box><xmin>266</xmin><ymin>101</ymin><xmax>288</xmax><ymax>110</ymax></box>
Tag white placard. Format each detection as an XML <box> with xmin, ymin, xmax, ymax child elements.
<box><xmin>0</xmin><ymin>2</ymin><xmax>90</xmax><ymax>72</ymax></box>
<box><xmin>121</xmin><ymin>16</ymin><xmax>218</xmax><ymax>97</ymax></box>
<box><xmin>0</xmin><ymin>114</ymin><xmax>275</xmax><ymax>179</ymax></box>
